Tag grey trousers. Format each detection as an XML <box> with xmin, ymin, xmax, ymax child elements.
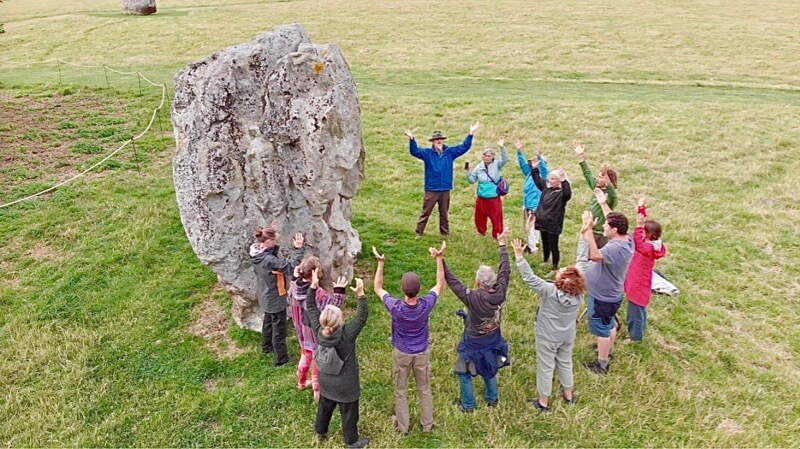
<box><xmin>536</xmin><ymin>338</ymin><xmax>574</xmax><ymax>397</ymax></box>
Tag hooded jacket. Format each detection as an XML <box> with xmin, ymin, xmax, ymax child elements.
<box><xmin>306</xmin><ymin>286</ymin><xmax>368</xmax><ymax>403</ymax></box>
<box><xmin>515</xmin><ymin>256</ymin><xmax>582</xmax><ymax>343</ymax></box>
<box><xmin>250</xmin><ymin>245</ymin><xmax>305</xmax><ymax>314</ymax></box>
<box><xmin>624</xmin><ymin>205</ymin><xmax>667</xmax><ymax>307</ymax></box>
<box><xmin>444</xmin><ymin>246</ymin><xmax>510</xmax><ymax>339</ymax></box>
<box><xmin>410</xmin><ymin>134</ymin><xmax>473</xmax><ymax>191</ymax></box>
<box><xmin>517</xmin><ymin>151</ymin><xmax>548</xmax><ymax>210</ymax></box>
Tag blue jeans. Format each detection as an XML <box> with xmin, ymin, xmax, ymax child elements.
<box><xmin>627</xmin><ymin>301</ymin><xmax>647</xmax><ymax>341</ymax></box>
<box><xmin>458</xmin><ymin>373</ymin><xmax>498</xmax><ymax>410</ymax></box>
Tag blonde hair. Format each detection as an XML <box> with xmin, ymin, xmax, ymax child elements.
<box><xmin>320</xmin><ymin>305</ymin><xmax>343</xmax><ymax>337</ymax></box>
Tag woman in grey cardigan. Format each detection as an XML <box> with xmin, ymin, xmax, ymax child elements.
<box><xmin>512</xmin><ymin>236</ymin><xmax>586</xmax><ymax>413</ymax></box>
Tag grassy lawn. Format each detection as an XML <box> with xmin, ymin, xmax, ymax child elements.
<box><xmin>1</xmin><ymin>0</ymin><xmax>799</xmax><ymax>447</ymax></box>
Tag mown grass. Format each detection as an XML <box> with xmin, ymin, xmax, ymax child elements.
<box><xmin>1</xmin><ymin>0</ymin><xmax>800</xmax><ymax>447</ymax></box>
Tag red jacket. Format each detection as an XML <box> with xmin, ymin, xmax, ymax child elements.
<box><xmin>624</xmin><ymin>207</ymin><xmax>667</xmax><ymax>307</ymax></box>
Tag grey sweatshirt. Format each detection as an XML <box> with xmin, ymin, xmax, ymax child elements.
<box><xmin>515</xmin><ymin>256</ymin><xmax>582</xmax><ymax>343</ymax></box>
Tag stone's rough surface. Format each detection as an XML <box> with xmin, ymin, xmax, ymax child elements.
<box><xmin>123</xmin><ymin>0</ymin><xmax>157</xmax><ymax>15</ymax></box>
<box><xmin>171</xmin><ymin>24</ymin><xmax>364</xmax><ymax>331</ymax></box>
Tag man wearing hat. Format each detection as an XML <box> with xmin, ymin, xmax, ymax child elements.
<box><xmin>372</xmin><ymin>243</ymin><xmax>445</xmax><ymax>435</ymax></box>
<box><xmin>405</xmin><ymin>123</ymin><xmax>479</xmax><ymax>237</ymax></box>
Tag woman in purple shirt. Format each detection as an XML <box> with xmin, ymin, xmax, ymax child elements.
<box><xmin>372</xmin><ymin>242</ymin><xmax>446</xmax><ymax>435</ymax></box>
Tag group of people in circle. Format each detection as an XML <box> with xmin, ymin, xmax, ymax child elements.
<box><xmin>249</xmin><ymin>123</ymin><xmax>667</xmax><ymax>447</ymax></box>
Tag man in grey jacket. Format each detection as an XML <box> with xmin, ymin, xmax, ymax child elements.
<box><xmin>250</xmin><ymin>225</ymin><xmax>306</xmax><ymax>365</ymax></box>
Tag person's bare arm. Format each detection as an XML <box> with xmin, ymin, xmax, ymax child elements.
<box><xmin>593</xmin><ymin>188</ymin><xmax>612</xmax><ymax>218</ymax></box>
<box><xmin>372</xmin><ymin>246</ymin><xmax>388</xmax><ymax>298</ymax></box>
<box><xmin>428</xmin><ymin>241</ymin><xmax>447</xmax><ymax>296</ymax></box>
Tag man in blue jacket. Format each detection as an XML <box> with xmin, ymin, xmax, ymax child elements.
<box><xmin>406</xmin><ymin>123</ymin><xmax>479</xmax><ymax>237</ymax></box>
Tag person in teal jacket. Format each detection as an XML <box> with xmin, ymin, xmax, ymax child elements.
<box><xmin>466</xmin><ymin>140</ymin><xmax>509</xmax><ymax>239</ymax></box>
<box><xmin>515</xmin><ymin>141</ymin><xmax>548</xmax><ymax>253</ymax></box>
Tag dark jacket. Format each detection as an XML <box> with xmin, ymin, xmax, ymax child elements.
<box><xmin>410</xmin><ymin>134</ymin><xmax>473</xmax><ymax>191</ymax></box>
<box><xmin>250</xmin><ymin>245</ymin><xmax>305</xmax><ymax>313</ymax></box>
<box><xmin>307</xmin><ymin>286</ymin><xmax>368</xmax><ymax>403</ymax></box>
<box><xmin>444</xmin><ymin>246</ymin><xmax>510</xmax><ymax>339</ymax></box>
<box><xmin>532</xmin><ymin>167</ymin><xmax>572</xmax><ymax>235</ymax></box>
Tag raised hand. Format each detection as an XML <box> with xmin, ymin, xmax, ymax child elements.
<box><xmin>269</xmin><ymin>219</ymin><xmax>279</xmax><ymax>230</ymax></box>
<box><xmin>573</xmin><ymin>142</ymin><xmax>585</xmax><ymax>160</ymax></box>
<box><xmin>404</xmin><ymin>129</ymin><xmax>414</xmax><ymax>140</ymax></box>
<box><xmin>333</xmin><ymin>275</ymin><xmax>348</xmax><ymax>289</ymax></box>
<box><xmin>497</xmin><ymin>138</ymin><xmax>505</xmax><ymax>147</ymax></box>
<box><xmin>497</xmin><ymin>228</ymin><xmax>509</xmax><ymax>246</ymax></box>
<box><xmin>511</xmin><ymin>238</ymin><xmax>525</xmax><ymax>258</ymax></box>
<box><xmin>372</xmin><ymin>245</ymin><xmax>385</xmax><ymax>262</ymax></box>
<box><xmin>514</xmin><ymin>140</ymin><xmax>523</xmax><ymax>151</ymax></box>
<box><xmin>293</xmin><ymin>264</ymin><xmax>301</xmax><ymax>278</ymax></box>
<box><xmin>535</xmin><ymin>146</ymin><xmax>542</xmax><ymax>157</ymax></box>
<box><xmin>636</xmin><ymin>212</ymin><xmax>647</xmax><ymax>227</ymax></box>
<box><xmin>593</xmin><ymin>187</ymin><xmax>608</xmax><ymax>205</ymax></box>
<box><xmin>292</xmin><ymin>233</ymin><xmax>305</xmax><ymax>248</ymax></box>
<box><xmin>429</xmin><ymin>241</ymin><xmax>447</xmax><ymax>258</ymax></box>
<box><xmin>581</xmin><ymin>211</ymin><xmax>597</xmax><ymax>234</ymax></box>
<box><xmin>469</xmin><ymin>122</ymin><xmax>480</xmax><ymax>135</ymax></box>
<box><xmin>311</xmin><ymin>267</ymin><xmax>320</xmax><ymax>288</ymax></box>
<box><xmin>637</xmin><ymin>194</ymin><xmax>647</xmax><ymax>208</ymax></box>
<box><xmin>351</xmin><ymin>278</ymin><xmax>365</xmax><ymax>297</ymax></box>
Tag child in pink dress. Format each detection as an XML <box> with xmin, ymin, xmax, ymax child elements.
<box><xmin>623</xmin><ymin>196</ymin><xmax>667</xmax><ymax>341</ymax></box>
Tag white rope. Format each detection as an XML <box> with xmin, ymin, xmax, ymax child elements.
<box><xmin>0</xmin><ymin>77</ymin><xmax>169</xmax><ymax>209</ymax></box>
<box><xmin>56</xmin><ymin>58</ymin><xmax>104</xmax><ymax>69</ymax></box>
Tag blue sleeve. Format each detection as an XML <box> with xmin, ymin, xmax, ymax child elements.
<box><xmin>517</xmin><ymin>151</ymin><xmax>531</xmax><ymax>177</ymax></box>
<box><xmin>538</xmin><ymin>156</ymin><xmax>548</xmax><ymax>180</ymax></box>
<box><xmin>448</xmin><ymin>134</ymin><xmax>473</xmax><ymax>159</ymax></box>
<box><xmin>409</xmin><ymin>139</ymin><xmax>424</xmax><ymax>160</ymax></box>
<box><xmin>497</xmin><ymin>146</ymin><xmax>510</xmax><ymax>169</ymax></box>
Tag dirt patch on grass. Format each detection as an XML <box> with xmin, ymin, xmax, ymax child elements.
<box><xmin>24</xmin><ymin>243</ymin><xmax>71</xmax><ymax>262</ymax></box>
<box><xmin>188</xmin><ymin>284</ymin><xmax>247</xmax><ymax>360</ymax></box>
<box><xmin>717</xmin><ymin>419</ymin><xmax>744</xmax><ymax>435</ymax></box>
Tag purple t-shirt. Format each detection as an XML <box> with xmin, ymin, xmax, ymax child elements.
<box><xmin>585</xmin><ymin>235</ymin><xmax>634</xmax><ymax>303</ymax></box>
<box><xmin>382</xmin><ymin>291</ymin><xmax>438</xmax><ymax>354</ymax></box>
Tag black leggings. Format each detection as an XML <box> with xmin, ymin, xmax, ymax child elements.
<box><xmin>540</xmin><ymin>231</ymin><xmax>561</xmax><ymax>268</ymax></box>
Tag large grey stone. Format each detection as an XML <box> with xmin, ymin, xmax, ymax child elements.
<box><xmin>123</xmin><ymin>0</ymin><xmax>156</xmax><ymax>15</ymax></box>
<box><xmin>171</xmin><ymin>24</ymin><xmax>364</xmax><ymax>331</ymax></box>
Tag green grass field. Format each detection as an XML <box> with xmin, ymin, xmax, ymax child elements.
<box><xmin>1</xmin><ymin>0</ymin><xmax>799</xmax><ymax>447</ymax></box>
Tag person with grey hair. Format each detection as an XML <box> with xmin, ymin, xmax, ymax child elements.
<box><xmin>444</xmin><ymin>230</ymin><xmax>511</xmax><ymax>412</ymax></box>
<box><xmin>466</xmin><ymin>138</ymin><xmax>510</xmax><ymax>238</ymax></box>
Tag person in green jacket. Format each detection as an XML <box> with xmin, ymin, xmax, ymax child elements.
<box><xmin>574</xmin><ymin>143</ymin><xmax>618</xmax><ymax>248</ymax></box>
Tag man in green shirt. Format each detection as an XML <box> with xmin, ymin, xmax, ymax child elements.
<box><xmin>574</xmin><ymin>143</ymin><xmax>618</xmax><ymax>248</ymax></box>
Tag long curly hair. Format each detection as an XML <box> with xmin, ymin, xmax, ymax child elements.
<box><xmin>555</xmin><ymin>266</ymin><xmax>586</xmax><ymax>296</ymax></box>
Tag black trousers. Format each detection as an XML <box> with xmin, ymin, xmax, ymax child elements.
<box><xmin>540</xmin><ymin>231</ymin><xmax>561</xmax><ymax>268</ymax></box>
<box><xmin>262</xmin><ymin>311</ymin><xmax>289</xmax><ymax>365</ymax></box>
<box><xmin>315</xmin><ymin>396</ymin><xmax>360</xmax><ymax>445</ymax></box>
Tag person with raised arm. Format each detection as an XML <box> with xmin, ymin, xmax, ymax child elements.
<box><xmin>580</xmin><ymin>190</ymin><xmax>634</xmax><ymax>374</ymax></box>
<box><xmin>516</xmin><ymin>141</ymin><xmax>549</xmax><ymax>253</ymax></box>
<box><xmin>574</xmin><ymin>143</ymin><xmax>618</xmax><ymax>248</ymax></box>
<box><xmin>250</xmin><ymin>222</ymin><xmax>305</xmax><ymax>365</ymax></box>
<box><xmin>444</xmin><ymin>230</ymin><xmax>511</xmax><ymax>412</ymax></box>
<box><xmin>306</xmin><ymin>270</ymin><xmax>369</xmax><ymax>448</ymax></box>
<box><xmin>373</xmin><ymin>242</ymin><xmax>446</xmax><ymax>435</ymax></box>
<box><xmin>406</xmin><ymin>123</ymin><xmax>479</xmax><ymax>237</ymax></box>
<box><xmin>466</xmin><ymin>138</ymin><xmax>510</xmax><ymax>238</ymax></box>
<box><xmin>532</xmin><ymin>164</ymin><xmax>572</xmax><ymax>273</ymax></box>
<box><xmin>512</xmin><ymin>232</ymin><xmax>586</xmax><ymax>413</ymax></box>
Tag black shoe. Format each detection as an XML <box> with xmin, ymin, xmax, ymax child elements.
<box><xmin>487</xmin><ymin>399</ymin><xmax>499</xmax><ymax>407</ymax></box>
<box><xmin>523</xmin><ymin>245</ymin><xmax>532</xmax><ymax>254</ymax></box>
<box><xmin>347</xmin><ymin>437</ymin><xmax>369</xmax><ymax>448</ymax></box>
<box><xmin>527</xmin><ymin>399</ymin><xmax>549</xmax><ymax>413</ymax></box>
<box><xmin>452</xmin><ymin>398</ymin><xmax>474</xmax><ymax>413</ymax></box>
<box><xmin>316</xmin><ymin>433</ymin><xmax>328</xmax><ymax>441</ymax></box>
<box><xmin>274</xmin><ymin>357</ymin><xmax>292</xmax><ymax>367</ymax></box>
<box><xmin>262</xmin><ymin>348</ymin><xmax>273</xmax><ymax>354</ymax></box>
<box><xmin>584</xmin><ymin>360</ymin><xmax>609</xmax><ymax>374</ymax></box>
<box><xmin>562</xmin><ymin>394</ymin><xmax>576</xmax><ymax>405</ymax></box>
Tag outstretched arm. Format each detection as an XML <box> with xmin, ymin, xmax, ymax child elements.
<box><xmin>516</xmin><ymin>141</ymin><xmax>531</xmax><ymax>177</ymax></box>
<box><xmin>531</xmin><ymin>165</ymin><xmax>546</xmax><ymax>191</ymax></box>
<box><xmin>497</xmin><ymin>144</ymin><xmax>510</xmax><ymax>169</ymax></box>
<box><xmin>512</xmin><ymin>239</ymin><xmax>555</xmax><ymax>298</ymax></box>
<box><xmin>408</xmin><ymin>132</ymin><xmax>424</xmax><ymax>160</ymax></box>
<box><xmin>593</xmin><ymin>188</ymin><xmax>612</xmax><ymax>218</ymax></box>
<box><xmin>581</xmin><ymin>210</ymin><xmax>603</xmax><ymax>262</ymax></box>
<box><xmin>307</xmin><ymin>268</ymin><xmax>323</xmax><ymax>334</ymax></box>
<box><xmin>344</xmin><ymin>279</ymin><xmax>369</xmax><ymax>339</ymax></box>
<box><xmin>444</xmin><ymin>260</ymin><xmax>470</xmax><ymax>306</ymax></box>
<box><xmin>495</xmin><ymin>230</ymin><xmax>511</xmax><ymax>296</ymax></box>
<box><xmin>372</xmin><ymin>246</ymin><xmax>388</xmax><ymax>298</ymax></box>
<box><xmin>429</xmin><ymin>241</ymin><xmax>447</xmax><ymax>296</ymax></box>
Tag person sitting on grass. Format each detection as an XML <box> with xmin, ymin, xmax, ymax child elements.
<box><xmin>288</xmin><ymin>255</ymin><xmax>345</xmax><ymax>401</ymax></box>
<box><xmin>579</xmin><ymin>190</ymin><xmax>634</xmax><ymax>374</ymax></box>
<box><xmin>306</xmin><ymin>270</ymin><xmax>369</xmax><ymax>448</ymax></box>
<box><xmin>532</xmin><ymin>166</ymin><xmax>572</xmax><ymax>273</ymax></box>
<box><xmin>444</xmin><ymin>230</ymin><xmax>511</xmax><ymax>412</ymax></box>
<box><xmin>372</xmin><ymin>242</ymin><xmax>445</xmax><ymax>435</ymax></box>
<box><xmin>512</xmin><ymin>226</ymin><xmax>586</xmax><ymax>413</ymax></box>
<box><xmin>623</xmin><ymin>195</ymin><xmax>667</xmax><ymax>342</ymax></box>
<box><xmin>250</xmin><ymin>222</ymin><xmax>305</xmax><ymax>366</ymax></box>
<box><xmin>515</xmin><ymin>141</ymin><xmax>548</xmax><ymax>254</ymax></box>
<box><xmin>574</xmin><ymin>142</ymin><xmax>618</xmax><ymax>249</ymax></box>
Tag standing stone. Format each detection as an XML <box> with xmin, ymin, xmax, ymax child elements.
<box><xmin>123</xmin><ymin>0</ymin><xmax>156</xmax><ymax>15</ymax></box>
<box><xmin>171</xmin><ymin>24</ymin><xmax>365</xmax><ymax>332</ymax></box>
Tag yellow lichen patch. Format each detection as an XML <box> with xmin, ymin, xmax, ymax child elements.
<box><xmin>313</xmin><ymin>62</ymin><xmax>325</xmax><ymax>74</ymax></box>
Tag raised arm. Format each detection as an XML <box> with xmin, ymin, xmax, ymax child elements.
<box><xmin>561</xmin><ymin>176</ymin><xmax>572</xmax><ymax>203</ymax></box>
<box><xmin>408</xmin><ymin>130</ymin><xmax>424</xmax><ymax>160</ymax></box>
<box><xmin>429</xmin><ymin>241</ymin><xmax>447</xmax><ymax>296</ymax></box>
<box><xmin>531</xmin><ymin>165</ymin><xmax>546</xmax><ymax>191</ymax></box>
<box><xmin>343</xmin><ymin>278</ymin><xmax>369</xmax><ymax>339</ymax></box>
<box><xmin>497</xmin><ymin>144</ymin><xmax>510</xmax><ymax>170</ymax></box>
<box><xmin>449</xmin><ymin>123</ymin><xmax>478</xmax><ymax>159</ymax></box>
<box><xmin>593</xmin><ymin>188</ymin><xmax>612</xmax><ymax>218</ymax></box>
<box><xmin>516</xmin><ymin>141</ymin><xmax>531</xmax><ymax>177</ymax></box>
<box><xmin>306</xmin><ymin>268</ymin><xmax>323</xmax><ymax>334</ymax></box>
<box><xmin>444</xmin><ymin>260</ymin><xmax>470</xmax><ymax>306</ymax></box>
<box><xmin>512</xmin><ymin>239</ymin><xmax>556</xmax><ymax>298</ymax></box>
<box><xmin>495</xmin><ymin>230</ymin><xmax>511</xmax><ymax>296</ymax></box>
<box><xmin>538</xmin><ymin>150</ymin><xmax>549</xmax><ymax>181</ymax></box>
<box><xmin>582</xmin><ymin>210</ymin><xmax>604</xmax><ymax>262</ymax></box>
<box><xmin>576</xmin><ymin>211</ymin><xmax>594</xmax><ymax>273</ymax></box>
<box><xmin>372</xmin><ymin>246</ymin><xmax>388</xmax><ymax>298</ymax></box>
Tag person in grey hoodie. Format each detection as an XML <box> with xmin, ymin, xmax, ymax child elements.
<box><xmin>306</xmin><ymin>270</ymin><xmax>369</xmax><ymax>448</ymax></box>
<box><xmin>512</xmin><ymin>228</ymin><xmax>587</xmax><ymax>413</ymax></box>
<box><xmin>250</xmin><ymin>224</ymin><xmax>306</xmax><ymax>365</ymax></box>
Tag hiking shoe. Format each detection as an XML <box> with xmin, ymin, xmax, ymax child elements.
<box><xmin>452</xmin><ymin>398</ymin><xmax>474</xmax><ymax>413</ymax></box>
<box><xmin>584</xmin><ymin>360</ymin><xmax>609</xmax><ymax>374</ymax></box>
<box><xmin>527</xmin><ymin>399</ymin><xmax>550</xmax><ymax>413</ymax></box>
<box><xmin>487</xmin><ymin>399</ymin><xmax>499</xmax><ymax>407</ymax></box>
<box><xmin>347</xmin><ymin>437</ymin><xmax>369</xmax><ymax>448</ymax></box>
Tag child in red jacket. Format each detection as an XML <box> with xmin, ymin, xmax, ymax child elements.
<box><xmin>623</xmin><ymin>196</ymin><xmax>667</xmax><ymax>341</ymax></box>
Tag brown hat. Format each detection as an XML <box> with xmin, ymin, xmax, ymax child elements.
<box><xmin>428</xmin><ymin>130</ymin><xmax>447</xmax><ymax>142</ymax></box>
<box><xmin>401</xmin><ymin>272</ymin><xmax>421</xmax><ymax>297</ymax></box>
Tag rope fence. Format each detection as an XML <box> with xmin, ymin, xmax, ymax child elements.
<box><xmin>0</xmin><ymin>58</ymin><xmax>170</xmax><ymax>209</ymax></box>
